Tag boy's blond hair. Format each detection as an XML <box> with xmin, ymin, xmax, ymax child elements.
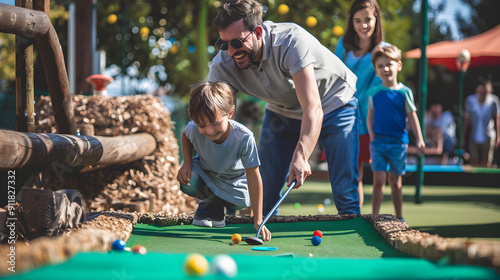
<box><xmin>371</xmin><ymin>44</ymin><xmax>402</xmax><ymax>66</ymax></box>
<box><xmin>188</xmin><ymin>81</ymin><xmax>234</xmax><ymax>125</ymax></box>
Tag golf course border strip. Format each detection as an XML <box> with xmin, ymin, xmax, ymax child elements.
<box><xmin>0</xmin><ymin>211</ymin><xmax>138</xmax><ymax>274</ymax></box>
<box><xmin>135</xmin><ymin>212</ymin><xmax>360</xmax><ymax>226</ymax></box>
<box><xmin>362</xmin><ymin>214</ymin><xmax>500</xmax><ymax>270</ymax></box>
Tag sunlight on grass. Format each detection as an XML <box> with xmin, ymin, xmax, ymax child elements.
<box><xmin>278</xmin><ymin>179</ymin><xmax>500</xmax><ymax>240</ymax></box>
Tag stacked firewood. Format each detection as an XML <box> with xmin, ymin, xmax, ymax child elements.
<box><xmin>34</xmin><ymin>94</ymin><xmax>197</xmax><ymax>215</ymax></box>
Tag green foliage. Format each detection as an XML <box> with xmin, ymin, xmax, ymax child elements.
<box><xmin>0</xmin><ymin>33</ymin><xmax>15</xmax><ymax>90</ymax></box>
<box><xmin>92</xmin><ymin>0</ymin><xmax>418</xmax><ymax>98</ymax></box>
<box><xmin>402</xmin><ymin>1</ymin><xmax>455</xmax><ymax>104</ymax></box>
<box><xmin>0</xmin><ymin>0</ymin><xmax>418</xmax><ymax>99</ymax></box>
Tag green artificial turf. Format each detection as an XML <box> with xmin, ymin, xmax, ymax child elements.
<box><xmin>278</xmin><ymin>181</ymin><xmax>500</xmax><ymax>241</ymax></box>
<box><xmin>127</xmin><ymin>218</ymin><xmax>411</xmax><ymax>259</ymax></box>
<box><xmin>5</xmin><ymin>182</ymin><xmax>500</xmax><ymax>279</ymax></box>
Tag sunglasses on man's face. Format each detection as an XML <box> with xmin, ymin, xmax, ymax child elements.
<box><xmin>215</xmin><ymin>31</ymin><xmax>253</xmax><ymax>51</ymax></box>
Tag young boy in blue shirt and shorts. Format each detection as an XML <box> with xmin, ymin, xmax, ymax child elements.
<box><xmin>367</xmin><ymin>45</ymin><xmax>425</xmax><ymax>222</ymax></box>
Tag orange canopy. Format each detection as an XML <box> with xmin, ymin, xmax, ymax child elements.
<box><xmin>404</xmin><ymin>24</ymin><xmax>500</xmax><ymax>72</ymax></box>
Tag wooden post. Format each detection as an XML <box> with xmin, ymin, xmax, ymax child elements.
<box><xmin>75</xmin><ymin>0</ymin><xmax>93</xmax><ymax>94</ymax></box>
<box><xmin>34</xmin><ymin>0</ymin><xmax>77</xmax><ymax>135</ymax></box>
<box><xmin>15</xmin><ymin>0</ymin><xmax>35</xmax><ymax>133</ymax></box>
<box><xmin>35</xmin><ymin>25</ymin><xmax>77</xmax><ymax>135</ymax></box>
<box><xmin>33</xmin><ymin>0</ymin><xmax>49</xmax><ymax>16</ymax></box>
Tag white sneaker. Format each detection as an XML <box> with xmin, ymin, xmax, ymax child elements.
<box><xmin>192</xmin><ymin>200</ymin><xmax>225</xmax><ymax>228</ymax></box>
<box><xmin>193</xmin><ymin>201</ymin><xmax>213</xmax><ymax>227</ymax></box>
<box><xmin>211</xmin><ymin>218</ymin><xmax>225</xmax><ymax>228</ymax></box>
<box><xmin>193</xmin><ymin>217</ymin><xmax>212</xmax><ymax>227</ymax></box>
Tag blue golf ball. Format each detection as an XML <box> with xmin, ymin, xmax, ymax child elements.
<box><xmin>112</xmin><ymin>239</ymin><xmax>126</xmax><ymax>251</ymax></box>
<box><xmin>311</xmin><ymin>236</ymin><xmax>321</xmax><ymax>246</ymax></box>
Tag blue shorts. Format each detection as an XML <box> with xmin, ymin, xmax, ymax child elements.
<box><xmin>370</xmin><ymin>135</ymin><xmax>408</xmax><ymax>175</ymax></box>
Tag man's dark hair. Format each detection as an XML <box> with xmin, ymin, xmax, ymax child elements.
<box><xmin>214</xmin><ymin>0</ymin><xmax>263</xmax><ymax>32</ymax></box>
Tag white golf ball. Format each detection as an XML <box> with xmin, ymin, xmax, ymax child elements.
<box><xmin>323</xmin><ymin>198</ymin><xmax>332</xmax><ymax>205</ymax></box>
<box><xmin>318</xmin><ymin>206</ymin><xmax>325</xmax><ymax>213</ymax></box>
<box><xmin>211</xmin><ymin>254</ymin><xmax>238</xmax><ymax>278</ymax></box>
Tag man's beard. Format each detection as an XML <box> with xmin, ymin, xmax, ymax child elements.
<box><xmin>235</xmin><ymin>38</ymin><xmax>258</xmax><ymax>70</ymax></box>
<box><xmin>237</xmin><ymin>49</ymin><xmax>257</xmax><ymax>70</ymax></box>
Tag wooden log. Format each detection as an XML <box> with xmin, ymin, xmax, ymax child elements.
<box><xmin>35</xmin><ymin>24</ymin><xmax>77</xmax><ymax>134</ymax></box>
<box><xmin>0</xmin><ymin>129</ymin><xmax>157</xmax><ymax>170</ymax></box>
<box><xmin>15</xmin><ymin>0</ymin><xmax>35</xmax><ymax>133</ymax></box>
<box><xmin>0</xmin><ymin>3</ymin><xmax>50</xmax><ymax>37</ymax></box>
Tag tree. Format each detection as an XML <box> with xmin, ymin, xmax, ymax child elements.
<box><xmin>403</xmin><ymin>0</ymin><xmax>457</xmax><ymax>110</ymax></box>
<box><xmin>1</xmin><ymin>0</ymin><xmax>415</xmax><ymax>100</ymax></box>
<box><xmin>457</xmin><ymin>0</ymin><xmax>500</xmax><ymax>36</ymax></box>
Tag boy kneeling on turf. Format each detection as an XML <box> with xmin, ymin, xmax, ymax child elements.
<box><xmin>177</xmin><ymin>81</ymin><xmax>271</xmax><ymax>241</ymax></box>
<box><xmin>367</xmin><ymin>45</ymin><xmax>425</xmax><ymax>222</ymax></box>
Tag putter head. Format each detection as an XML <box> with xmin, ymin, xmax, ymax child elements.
<box><xmin>245</xmin><ymin>236</ymin><xmax>263</xmax><ymax>245</ymax></box>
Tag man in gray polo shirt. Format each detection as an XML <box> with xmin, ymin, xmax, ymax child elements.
<box><xmin>209</xmin><ymin>0</ymin><xmax>360</xmax><ymax>215</ymax></box>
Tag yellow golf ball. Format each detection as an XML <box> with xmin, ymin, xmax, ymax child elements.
<box><xmin>183</xmin><ymin>253</ymin><xmax>209</xmax><ymax>276</ymax></box>
<box><xmin>306</xmin><ymin>16</ymin><xmax>317</xmax><ymax>27</ymax></box>
<box><xmin>231</xmin><ymin>233</ymin><xmax>242</xmax><ymax>244</ymax></box>
<box><xmin>278</xmin><ymin>4</ymin><xmax>289</xmax><ymax>15</ymax></box>
<box><xmin>332</xmin><ymin>25</ymin><xmax>344</xmax><ymax>37</ymax></box>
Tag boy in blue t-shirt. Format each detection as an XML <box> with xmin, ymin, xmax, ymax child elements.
<box><xmin>366</xmin><ymin>45</ymin><xmax>425</xmax><ymax>222</ymax></box>
<box><xmin>177</xmin><ymin>81</ymin><xmax>271</xmax><ymax>242</ymax></box>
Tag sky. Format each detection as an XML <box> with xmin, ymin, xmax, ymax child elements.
<box><xmin>421</xmin><ymin>0</ymin><xmax>473</xmax><ymax>40</ymax></box>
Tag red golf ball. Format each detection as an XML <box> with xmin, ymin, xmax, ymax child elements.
<box><xmin>313</xmin><ymin>230</ymin><xmax>323</xmax><ymax>238</ymax></box>
<box><xmin>132</xmin><ymin>245</ymin><xmax>147</xmax><ymax>255</ymax></box>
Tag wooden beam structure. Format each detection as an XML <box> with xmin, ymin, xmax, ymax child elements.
<box><xmin>15</xmin><ymin>0</ymin><xmax>35</xmax><ymax>133</ymax></box>
<box><xmin>0</xmin><ymin>2</ymin><xmax>77</xmax><ymax>135</ymax></box>
<box><xmin>0</xmin><ymin>3</ymin><xmax>50</xmax><ymax>36</ymax></box>
<box><xmin>0</xmin><ymin>129</ymin><xmax>157</xmax><ymax>170</ymax></box>
<box><xmin>35</xmin><ymin>25</ymin><xmax>77</xmax><ymax>134</ymax></box>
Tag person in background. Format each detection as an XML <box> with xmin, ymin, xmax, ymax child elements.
<box><xmin>209</xmin><ymin>0</ymin><xmax>360</xmax><ymax>216</ymax></box>
<box><xmin>334</xmin><ymin>0</ymin><xmax>388</xmax><ymax>208</ymax></box>
<box><xmin>463</xmin><ymin>80</ymin><xmax>500</xmax><ymax>167</ymax></box>
<box><xmin>367</xmin><ymin>44</ymin><xmax>425</xmax><ymax>222</ymax></box>
<box><xmin>176</xmin><ymin>81</ymin><xmax>271</xmax><ymax>241</ymax></box>
<box><xmin>425</xmin><ymin>102</ymin><xmax>457</xmax><ymax>164</ymax></box>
